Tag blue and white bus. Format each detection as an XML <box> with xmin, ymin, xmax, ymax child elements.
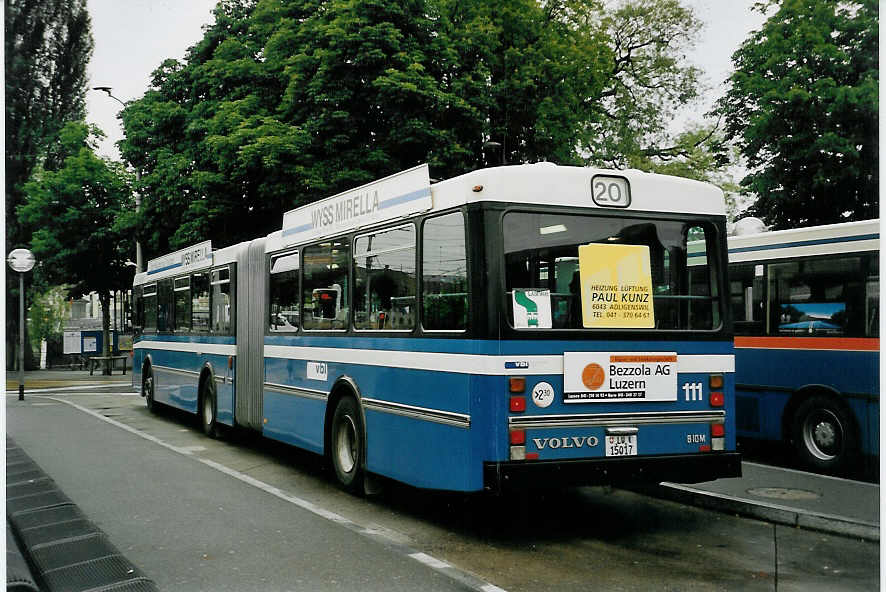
<box><xmin>725</xmin><ymin>219</ymin><xmax>879</xmax><ymax>475</ymax></box>
<box><xmin>132</xmin><ymin>163</ymin><xmax>740</xmax><ymax>493</ymax></box>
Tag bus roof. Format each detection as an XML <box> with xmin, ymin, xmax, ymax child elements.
<box><xmin>727</xmin><ymin>218</ymin><xmax>880</xmax><ymax>264</ymax></box>
<box><xmin>265</xmin><ymin>163</ymin><xmax>726</xmax><ymax>252</ymax></box>
<box><xmin>137</xmin><ymin>163</ymin><xmax>728</xmax><ymax>284</ymax></box>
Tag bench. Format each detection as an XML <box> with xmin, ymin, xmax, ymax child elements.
<box><xmin>88</xmin><ymin>355</ymin><xmax>128</xmax><ymax>375</ymax></box>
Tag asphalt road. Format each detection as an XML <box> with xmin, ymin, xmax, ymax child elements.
<box><xmin>6</xmin><ymin>391</ymin><xmax>880</xmax><ymax>591</ymax></box>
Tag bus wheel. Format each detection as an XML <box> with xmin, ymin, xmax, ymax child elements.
<box><xmin>331</xmin><ymin>396</ymin><xmax>364</xmax><ymax>492</ymax></box>
<box><xmin>200</xmin><ymin>378</ymin><xmax>219</xmax><ymax>438</ymax></box>
<box><xmin>142</xmin><ymin>367</ymin><xmax>156</xmax><ymax>413</ymax></box>
<box><xmin>791</xmin><ymin>395</ymin><xmax>856</xmax><ymax>474</ymax></box>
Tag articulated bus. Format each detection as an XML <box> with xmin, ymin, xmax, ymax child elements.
<box><xmin>726</xmin><ymin>219</ymin><xmax>879</xmax><ymax>475</ymax></box>
<box><xmin>132</xmin><ymin>163</ymin><xmax>740</xmax><ymax>493</ymax></box>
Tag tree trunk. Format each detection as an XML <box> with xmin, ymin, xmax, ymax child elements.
<box><xmin>99</xmin><ymin>290</ymin><xmax>112</xmax><ymax>376</ymax></box>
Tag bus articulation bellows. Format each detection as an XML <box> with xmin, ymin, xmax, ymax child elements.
<box><xmin>132</xmin><ymin>163</ymin><xmax>741</xmax><ymax>492</ymax></box>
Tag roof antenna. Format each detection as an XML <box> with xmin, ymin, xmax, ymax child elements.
<box><xmin>482</xmin><ymin>141</ymin><xmax>503</xmax><ymax>167</ymax></box>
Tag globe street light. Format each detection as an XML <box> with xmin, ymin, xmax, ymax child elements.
<box><xmin>92</xmin><ymin>86</ymin><xmax>143</xmax><ymax>273</ymax></box>
<box><xmin>8</xmin><ymin>248</ymin><xmax>36</xmax><ymax>400</ymax></box>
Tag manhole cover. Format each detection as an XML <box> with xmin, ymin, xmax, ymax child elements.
<box><xmin>747</xmin><ymin>487</ymin><xmax>820</xmax><ymax>501</ymax></box>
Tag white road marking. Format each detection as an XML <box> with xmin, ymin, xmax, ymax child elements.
<box><xmin>5</xmin><ymin>383</ymin><xmax>134</xmax><ymax>393</ymax></box>
<box><xmin>41</xmin><ymin>395</ymin><xmax>509</xmax><ymax>592</ymax></box>
<box><xmin>409</xmin><ymin>552</ymin><xmax>451</xmax><ymax>569</ymax></box>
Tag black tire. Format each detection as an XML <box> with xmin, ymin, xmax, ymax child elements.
<box><xmin>200</xmin><ymin>377</ymin><xmax>219</xmax><ymax>438</ymax></box>
<box><xmin>330</xmin><ymin>396</ymin><xmax>365</xmax><ymax>492</ymax></box>
<box><xmin>791</xmin><ymin>395</ymin><xmax>857</xmax><ymax>474</ymax></box>
<box><xmin>142</xmin><ymin>366</ymin><xmax>156</xmax><ymax>413</ymax></box>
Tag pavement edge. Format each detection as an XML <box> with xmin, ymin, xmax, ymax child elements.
<box><xmin>631</xmin><ymin>482</ymin><xmax>879</xmax><ymax>542</ymax></box>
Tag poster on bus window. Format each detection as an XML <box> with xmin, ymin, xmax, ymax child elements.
<box><xmin>578</xmin><ymin>243</ymin><xmax>655</xmax><ymax>328</ymax></box>
<box><xmin>512</xmin><ymin>289</ymin><xmax>553</xmax><ymax>329</ymax></box>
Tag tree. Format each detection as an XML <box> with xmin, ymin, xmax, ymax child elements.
<box><xmin>18</xmin><ymin>122</ymin><xmax>135</xmax><ymax>373</ymax></box>
<box><xmin>583</xmin><ymin>0</ymin><xmax>705</xmax><ymax>167</ymax></box>
<box><xmin>120</xmin><ymin>0</ymin><xmax>723</xmax><ymax>256</ymax></box>
<box><xmin>718</xmin><ymin>0</ymin><xmax>878</xmax><ymax>229</ymax></box>
<box><xmin>626</xmin><ymin>124</ymin><xmax>745</xmax><ymax>220</ymax></box>
<box><xmin>28</xmin><ymin>285</ymin><xmax>68</xmax><ymax>367</ymax></box>
<box><xmin>5</xmin><ymin>0</ymin><xmax>94</xmax><ymax>368</ymax></box>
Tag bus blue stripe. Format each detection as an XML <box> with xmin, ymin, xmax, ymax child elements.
<box><xmin>379</xmin><ymin>187</ymin><xmax>431</xmax><ymax>209</ymax></box>
<box><xmin>726</xmin><ymin>233</ymin><xmax>879</xmax><ymax>255</ymax></box>
<box><xmin>146</xmin><ymin>262</ymin><xmax>183</xmax><ymax>275</ymax></box>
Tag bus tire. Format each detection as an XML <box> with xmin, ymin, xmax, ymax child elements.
<box><xmin>200</xmin><ymin>377</ymin><xmax>219</xmax><ymax>438</ymax></box>
<box><xmin>142</xmin><ymin>366</ymin><xmax>156</xmax><ymax>413</ymax></box>
<box><xmin>330</xmin><ymin>396</ymin><xmax>365</xmax><ymax>493</ymax></box>
<box><xmin>791</xmin><ymin>395</ymin><xmax>856</xmax><ymax>474</ymax></box>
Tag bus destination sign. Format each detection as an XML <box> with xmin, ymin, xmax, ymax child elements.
<box><xmin>281</xmin><ymin>164</ymin><xmax>432</xmax><ymax>246</ymax></box>
<box><xmin>147</xmin><ymin>240</ymin><xmax>213</xmax><ymax>276</ymax></box>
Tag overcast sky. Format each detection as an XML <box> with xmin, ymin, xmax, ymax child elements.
<box><xmin>85</xmin><ymin>0</ymin><xmax>768</xmax><ymax>160</ymax></box>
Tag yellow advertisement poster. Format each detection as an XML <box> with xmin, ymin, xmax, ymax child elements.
<box><xmin>578</xmin><ymin>243</ymin><xmax>655</xmax><ymax>328</ymax></box>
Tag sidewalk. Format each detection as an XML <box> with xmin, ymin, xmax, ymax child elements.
<box><xmin>5</xmin><ymin>368</ymin><xmax>132</xmax><ymax>391</ymax></box>
<box><xmin>639</xmin><ymin>462</ymin><xmax>879</xmax><ymax>542</ymax></box>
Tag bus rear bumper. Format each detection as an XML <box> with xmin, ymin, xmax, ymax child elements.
<box><xmin>483</xmin><ymin>452</ymin><xmax>742</xmax><ymax>491</ymax></box>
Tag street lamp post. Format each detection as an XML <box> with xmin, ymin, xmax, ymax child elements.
<box><xmin>92</xmin><ymin>86</ymin><xmax>143</xmax><ymax>273</ymax></box>
<box><xmin>8</xmin><ymin>248</ymin><xmax>36</xmax><ymax>400</ymax></box>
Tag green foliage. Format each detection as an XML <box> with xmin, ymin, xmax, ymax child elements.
<box><xmin>719</xmin><ymin>0</ymin><xmax>878</xmax><ymax>229</ymax></box>
<box><xmin>585</xmin><ymin>0</ymin><xmax>703</xmax><ymax>167</ymax></box>
<box><xmin>28</xmin><ymin>285</ymin><xmax>68</xmax><ymax>349</ymax></box>
<box><xmin>5</xmin><ymin>0</ymin><xmax>94</xmax><ymax>251</ymax></box>
<box><xmin>120</xmin><ymin>0</ymin><xmax>727</xmax><ymax>255</ymax></box>
<box><xmin>19</xmin><ymin>122</ymin><xmax>136</xmax><ymax>302</ymax></box>
<box><xmin>6</xmin><ymin>0</ymin><xmax>94</xmax><ymax>367</ymax></box>
<box><xmin>627</xmin><ymin>125</ymin><xmax>745</xmax><ymax>219</ymax></box>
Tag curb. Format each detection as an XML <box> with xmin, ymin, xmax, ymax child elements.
<box><xmin>632</xmin><ymin>482</ymin><xmax>879</xmax><ymax>542</ymax></box>
<box><xmin>6</xmin><ymin>438</ymin><xmax>159</xmax><ymax>592</ymax></box>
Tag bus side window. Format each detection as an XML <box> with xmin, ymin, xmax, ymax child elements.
<box><xmin>303</xmin><ymin>240</ymin><xmax>350</xmax><ymax>330</ymax></box>
<box><xmin>768</xmin><ymin>256</ymin><xmax>864</xmax><ymax>336</ymax></box>
<box><xmin>173</xmin><ymin>276</ymin><xmax>191</xmax><ymax>332</ymax></box>
<box><xmin>866</xmin><ymin>254</ymin><xmax>879</xmax><ymax>337</ymax></box>
<box><xmin>192</xmin><ymin>272</ymin><xmax>210</xmax><ymax>332</ymax></box>
<box><xmin>730</xmin><ymin>263</ymin><xmax>764</xmax><ymax>335</ymax></box>
<box><xmin>211</xmin><ymin>267</ymin><xmax>232</xmax><ymax>334</ymax></box>
<box><xmin>354</xmin><ymin>224</ymin><xmax>416</xmax><ymax>331</ymax></box>
<box><xmin>422</xmin><ymin>212</ymin><xmax>468</xmax><ymax>331</ymax></box>
<box><xmin>157</xmin><ymin>279</ymin><xmax>174</xmax><ymax>332</ymax></box>
<box><xmin>269</xmin><ymin>252</ymin><xmax>300</xmax><ymax>333</ymax></box>
<box><xmin>142</xmin><ymin>283</ymin><xmax>157</xmax><ymax>332</ymax></box>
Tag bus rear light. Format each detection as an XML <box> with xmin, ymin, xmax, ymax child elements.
<box><xmin>525</xmin><ymin>452</ymin><xmax>539</xmax><ymax>460</ymax></box>
<box><xmin>510</xmin><ymin>396</ymin><xmax>526</xmax><ymax>412</ymax></box>
<box><xmin>699</xmin><ymin>445</ymin><xmax>711</xmax><ymax>452</ymax></box>
<box><xmin>509</xmin><ymin>377</ymin><xmax>526</xmax><ymax>393</ymax></box>
<box><xmin>711</xmin><ymin>423</ymin><xmax>725</xmax><ymax>437</ymax></box>
<box><xmin>509</xmin><ymin>429</ymin><xmax>526</xmax><ymax>445</ymax></box>
<box><xmin>709</xmin><ymin>374</ymin><xmax>723</xmax><ymax>389</ymax></box>
<box><xmin>712</xmin><ymin>437</ymin><xmax>725</xmax><ymax>451</ymax></box>
<box><xmin>510</xmin><ymin>445</ymin><xmax>525</xmax><ymax>460</ymax></box>
<box><xmin>228</xmin><ymin>356</ymin><xmax>234</xmax><ymax>369</ymax></box>
<box><xmin>710</xmin><ymin>391</ymin><xmax>724</xmax><ymax>407</ymax></box>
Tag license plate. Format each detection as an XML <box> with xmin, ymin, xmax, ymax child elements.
<box><xmin>605</xmin><ymin>434</ymin><xmax>637</xmax><ymax>457</ymax></box>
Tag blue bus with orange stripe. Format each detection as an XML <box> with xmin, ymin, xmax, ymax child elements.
<box><xmin>132</xmin><ymin>164</ymin><xmax>740</xmax><ymax>493</ymax></box>
<box><xmin>726</xmin><ymin>219</ymin><xmax>879</xmax><ymax>475</ymax></box>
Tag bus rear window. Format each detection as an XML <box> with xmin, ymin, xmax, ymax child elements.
<box><xmin>503</xmin><ymin>212</ymin><xmax>721</xmax><ymax>331</ymax></box>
